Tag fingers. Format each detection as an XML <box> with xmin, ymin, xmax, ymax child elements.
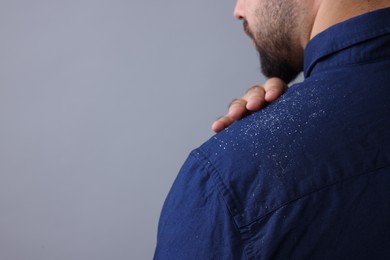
<box><xmin>228</xmin><ymin>98</ymin><xmax>248</xmax><ymax>120</ymax></box>
<box><xmin>240</xmin><ymin>77</ymin><xmax>288</xmax><ymax>111</ymax></box>
<box><xmin>212</xmin><ymin>115</ymin><xmax>235</xmax><ymax>133</ymax></box>
<box><xmin>211</xmin><ymin>77</ymin><xmax>287</xmax><ymax>133</ymax></box>
<box><xmin>244</xmin><ymin>85</ymin><xmax>266</xmax><ymax>111</ymax></box>
<box><xmin>263</xmin><ymin>77</ymin><xmax>288</xmax><ymax>102</ymax></box>
<box><xmin>212</xmin><ymin>99</ymin><xmax>247</xmax><ymax>133</ymax></box>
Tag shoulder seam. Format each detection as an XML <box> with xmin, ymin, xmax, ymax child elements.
<box><xmin>192</xmin><ymin>148</ymin><xmax>254</xmax><ymax>259</ymax></box>
<box><xmin>240</xmin><ymin>163</ymin><xmax>390</xmax><ymax>229</ymax></box>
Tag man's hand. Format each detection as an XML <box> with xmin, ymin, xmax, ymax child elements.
<box><xmin>212</xmin><ymin>77</ymin><xmax>287</xmax><ymax>132</ymax></box>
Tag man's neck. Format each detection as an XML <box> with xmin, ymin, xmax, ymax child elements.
<box><xmin>309</xmin><ymin>0</ymin><xmax>390</xmax><ymax>41</ymax></box>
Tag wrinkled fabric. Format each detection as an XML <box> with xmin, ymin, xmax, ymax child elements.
<box><xmin>155</xmin><ymin>8</ymin><xmax>390</xmax><ymax>260</ymax></box>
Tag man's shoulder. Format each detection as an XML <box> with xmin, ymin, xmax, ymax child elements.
<box><xmin>198</xmin><ymin>78</ymin><xmax>337</xmax><ymax>178</ymax></box>
<box><xmin>197</xmin><ymin>75</ymin><xmax>390</xmax><ymax>228</ymax></box>
<box><xmin>195</xmin><ymin>81</ymin><xmax>325</xmax><ymax>226</ymax></box>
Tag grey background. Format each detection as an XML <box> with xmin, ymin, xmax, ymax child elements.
<box><xmin>0</xmin><ymin>0</ymin><xmax>265</xmax><ymax>259</ymax></box>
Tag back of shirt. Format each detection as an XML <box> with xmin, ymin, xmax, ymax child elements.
<box><xmin>155</xmin><ymin>8</ymin><xmax>390</xmax><ymax>260</ymax></box>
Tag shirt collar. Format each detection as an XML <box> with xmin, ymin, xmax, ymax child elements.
<box><xmin>304</xmin><ymin>7</ymin><xmax>390</xmax><ymax>78</ymax></box>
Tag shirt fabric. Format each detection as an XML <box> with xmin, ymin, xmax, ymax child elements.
<box><xmin>155</xmin><ymin>8</ymin><xmax>390</xmax><ymax>260</ymax></box>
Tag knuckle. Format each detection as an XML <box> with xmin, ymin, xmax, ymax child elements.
<box><xmin>229</xmin><ymin>98</ymin><xmax>246</xmax><ymax>107</ymax></box>
<box><xmin>246</xmin><ymin>85</ymin><xmax>263</xmax><ymax>94</ymax></box>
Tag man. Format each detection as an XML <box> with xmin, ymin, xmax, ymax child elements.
<box><xmin>155</xmin><ymin>0</ymin><xmax>390</xmax><ymax>258</ymax></box>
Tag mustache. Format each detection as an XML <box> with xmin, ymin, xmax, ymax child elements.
<box><xmin>243</xmin><ymin>20</ymin><xmax>254</xmax><ymax>39</ymax></box>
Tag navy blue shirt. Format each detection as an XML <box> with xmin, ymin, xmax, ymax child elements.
<box><xmin>155</xmin><ymin>8</ymin><xmax>390</xmax><ymax>259</ymax></box>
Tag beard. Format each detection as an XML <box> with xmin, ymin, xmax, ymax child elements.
<box><xmin>243</xmin><ymin>1</ymin><xmax>304</xmax><ymax>84</ymax></box>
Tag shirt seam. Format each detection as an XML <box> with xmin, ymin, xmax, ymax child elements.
<box><xmin>195</xmin><ymin>146</ymin><xmax>390</xmax><ymax>227</ymax></box>
<box><xmin>193</xmin><ymin>149</ymin><xmax>389</xmax><ymax>259</ymax></box>
<box><xmin>239</xmin><ymin>162</ymin><xmax>390</xmax><ymax>230</ymax></box>
<box><xmin>191</xmin><ymin>149</ymin><xmax>254</xmax><ymax>260</ymax></box>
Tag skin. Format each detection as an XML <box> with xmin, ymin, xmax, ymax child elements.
<box><xmin>212</xmin><ymin>0</ymin><xmax>390</xmax><ymax>133</ymax></box>
<box><xmin>211</xmin><ymin>77</ymin><xmax>287</xmax><ymax>132</ymax></box>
